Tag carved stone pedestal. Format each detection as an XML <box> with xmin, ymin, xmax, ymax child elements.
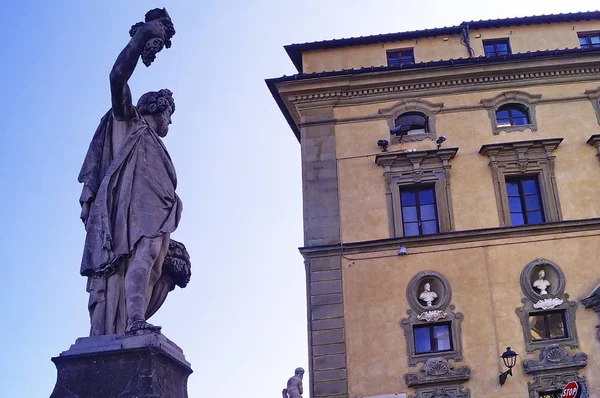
<box><xmin>50</xmin><ymin>331</ymin><xmax>192</xmax><ymax>398</ymax></box>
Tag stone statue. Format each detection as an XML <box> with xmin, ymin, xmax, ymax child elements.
<box><xmin>282</xmin><ymin>367</ymin><xmax>304</xmax><ymax>398</ymax></box>
<box><xmin>419</xmin><ymin>283</ymin><xmax>438</xmax><ymax>307</ymax></box>
<box><xmin>78</xmin><ymin>8</ymin><xmax>188</xmax><ymax>335</ymax></box>
<box><xmin>533</xmin><ymin>269</ymin><xmax>550</xmax><ymax>295</ymax></box>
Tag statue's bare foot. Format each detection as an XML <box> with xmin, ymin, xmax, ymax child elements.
<box><xmin>126</xmin><ymin>320</ymin><xmax>162</xmax><ymax>333</ymax></box>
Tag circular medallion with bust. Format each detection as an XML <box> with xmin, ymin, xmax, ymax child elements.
<box><xmin>78</xmin><ymin>8</ymin><xmax>190</xmax><ymax>336</ymax></box>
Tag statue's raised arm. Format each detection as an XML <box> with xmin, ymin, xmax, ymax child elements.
<box><xmin>109</xmin><ymin>8</ymin><xmax>175</xmax><ymax>121</ymax></box>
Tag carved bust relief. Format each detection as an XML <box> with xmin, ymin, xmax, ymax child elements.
<box><xmin>516</xmin><ymin>259</ymin><xmax>579</xmax><ymax>353</ymax></box>
<box><xmin>401</xmin><ymin>271</ymin><xmax>464</xmax><ymax>367</ymax></box>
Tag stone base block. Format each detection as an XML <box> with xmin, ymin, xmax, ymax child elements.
<box><xmin>50</xmin><ymin>331</ymin><xmax>192</xmax><ymax>398</ymax></box>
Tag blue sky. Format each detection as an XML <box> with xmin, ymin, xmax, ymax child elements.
<box><xmin>1</xmin><ymin>1</ymin><xmax>598</xmax><ymax>397</ymax></box>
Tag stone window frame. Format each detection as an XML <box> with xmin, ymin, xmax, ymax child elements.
<box><xmin>481</xmin><ymin>91</ymin><xmax>541</xmax><ymax>135</ymax></box>
<box><xmin>375</xmin><ymin>148</ymin><xmax>458</xmax><ymax>238</ymax></box>
<box><xmin>523</xmin><ymin>344</ymin><xmax>588</xmax><ymax>398</ymax></box>
<box><xmin>584</xmin><ymin>87</ymin><xmax>600</xmax><ymax>125</ymax></box>
<box><xmin>378</xmin><ymin>99</ymin><xmax>443</xmax><ymax>143</ymax></box>
<box><xmin>400</xmin><ymin>271</ymin><xmax>465</xmax><ymax>367</ymax></box>
<box><xmin>479</xmin><ymin>138</ymin><xmax>563</xmax><ymax>227</ymax></box>
<box><xmin>516</xmin><ymin>259</ymin><xmax>580</xmax><ymax>353</ymax></box>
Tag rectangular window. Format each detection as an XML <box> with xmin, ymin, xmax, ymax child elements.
<box><xmin>400</xmin><ymin>186</ymin><xmax>439</xmax><ymax>236</ymax></box>
<box><xmin>483</xmin><ymin>39</ymin><xmax>511</xmax><ymax>57</ymax></box>
<box><xmin>387</xmin><ymin>49</ymin><xmax>415</xmax><ymax>67</ymax></box>
<box><xmin>505</xmin><ymin>177</ymin><xmax>545</xmax><ymax>226</ymax></box>
<box><xmin>414</xmin><ymin>323</ymin><xmax>453</xmax><ymax>354</ymax></box>
<box><xmin>578</xmin><ymin>32</ymin><xmax>600</xmax><ymax>48</ymax></box>
<box><xmin>529</xmin><ymin>310</ymin><xmax>568</xmax><ymax>341</ymax></box>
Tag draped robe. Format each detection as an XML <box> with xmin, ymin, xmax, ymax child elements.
<box><xmin>78</xmin><ymin>108</ymin><xmax>182</xmax><ymax>335</ymax></box>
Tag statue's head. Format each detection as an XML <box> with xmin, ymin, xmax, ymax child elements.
<box><xmin>424</xmin><ymin>283</ymin><xmax>431</xmax><ymax>292</ymax></box>
<box><xmin>295</xmin><ymin>367</ymin><xmax>305</xmax><ymax>379</ymax></box>
<box><xmin>539</xmin><ymin>269</ymin><xmax>545</xmax><ymax>279</ymax></box>
<box><xmin>137</xmin><ymin>89</ymin><xmax>175</xmax><ymax>137</ymax></box>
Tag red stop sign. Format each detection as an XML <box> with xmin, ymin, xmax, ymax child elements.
<box><xmin>562</xmin><ymin>381</ymin><xmax>580</xmax><ymax>398</ymax></box>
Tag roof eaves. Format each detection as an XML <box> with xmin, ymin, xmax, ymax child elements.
<box><xmin>265</xmin><ymin>78</ymin><xmax>301</xmax><ymax>142</ymax></box>
<box><xmin>285</xmin><ymin>10</ymin><xmax>600</xmax><ymax>73</ymax></box>
<box><xmin>270</xmin><ymin>46</ymin><xmax>600</xmax><ymax>83</ymax></box>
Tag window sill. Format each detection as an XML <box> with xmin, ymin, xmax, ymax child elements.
<box><xmin>493</xmin><ymin>123</ymin><xmax>537</xmax><ymax>135</ymax></box>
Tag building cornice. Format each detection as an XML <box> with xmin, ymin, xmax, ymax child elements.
<box><xmin>268</xmin><ymin>53</ymin><xmax>600</xmax><ymax>141</ymax></box>
<box><xmin>298</xmin><ymin>218</ymin><xmax>600</xmax><ymax>259</ymax></box>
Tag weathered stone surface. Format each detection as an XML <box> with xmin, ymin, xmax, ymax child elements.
<box><xmin>312</xmin><ymin>318</ymin><xmax>345</xmax><ymax>331</ymax></box>
<box><xmin>313</xmin><ymin>353</ymin><xmax>346</xmax><ymax>370</ymax></box>
<box><xmin>313</xmin><ymin>343</ymin><xmax>346</xmax><ymax>356</ymax></box>
<box><xmin>311</xmin><ymin>304</ymin><xmax>343</xmax><ymax>320</ymax></box>
<box><xmin>314</xmin><ymin>379</ymin><xmax>348</xmax><ymax>396</ymax></box>
<box><xmin>311</xmin><ymin>280</ymin><xmax>342</xmax><ymax>295</ymax></box>
<box><xmin>50</xmin><ymin>331</ymin><xmax>192</xmax><ymax>398</ymax></box>
<box><xmin>313</xmin><ymin>329</ymin><xmax>345</xmax><ymax>345</ymax></box>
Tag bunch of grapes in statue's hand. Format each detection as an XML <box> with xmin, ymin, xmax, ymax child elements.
<box><xmin>129</xmin><ymin>8</ymin><xmax>176</xmax><ymax>67</ymax></box>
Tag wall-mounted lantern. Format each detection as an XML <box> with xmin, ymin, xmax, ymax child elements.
<box><xmin>499</xmin><ymin>347</ymin><xmax>518</xmax><ymax>386</ymax></box>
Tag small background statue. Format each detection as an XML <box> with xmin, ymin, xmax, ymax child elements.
<box><xmin>282</xmin><ymin>367</ymin><xmax>304</xmax><ymax>398</ymax></box>
<box><xmin>419</xmin><ymin>283</ymin><xmax>438</xmax><ymax>307</ymax></box>
<box><xmin>533</xmin><ymin>269</ymin><xmax>550</xmax><ymax>295</ymax></box>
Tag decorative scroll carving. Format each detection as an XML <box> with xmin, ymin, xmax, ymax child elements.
<box><xmin>523</xmin><ymin>344</ymin><xmax>587</xmax><ymax>374</ymax></box>
<box><xmin>581</xmin><ymin>284</ymin><xmax>600</xmax><ymax>342</ymax></box>
<box><xmin>408</xmin><ymin>385</ymin><xmax>470</xmax><ymax>398</ymax></box>
<box><xmin>523</xmin><ymin>344</ymin><xmax>588</xmax><ymax>398</ymax></box>
<box><xmin>405</xmin><ymin>357</ymin><xmax>470</xmax><ymax>387</ymax></box>
<box><xmin>533</xmin><ymin>298</ymin><xmax>563</xmax><ymax>310</ymax></box>
<box><xmin>417</xmin><ymin>310</ymin><xmax>448</xmax><ymax>322</ymax></box>
<box><xmin>527</xmin><ymin>373</ymin><xmax>587</xmax><ymax>398</ymax></box>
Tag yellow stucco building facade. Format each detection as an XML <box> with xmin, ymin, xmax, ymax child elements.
<box><xmin>267</xmin><ymin>12</ymin><xmax>600</xmax><ymax>398</ymax></box>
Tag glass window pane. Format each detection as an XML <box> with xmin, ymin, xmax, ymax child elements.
<box><xmin>484</xmin><ymin>44</ymin><xmax>495</xmax><ymax>53</ymax></box>
<box><xmin>508</xmin><ymin>197</ymin><xmax>523</xmax><ymax>212</ymax></box>
<box><xmin>511</xmin><ymin>213</ymin><xmax>525</xmax><ymax>226</ymax></box>
<box><xmin>592</xmin><ymin>36</ymin><xmax>600</xmax><ymax>44</ymax></box>
<box><xmin>414</xmin><ymin>327</ymin><xmax>431</xmax><ymax>354</ymax></box>
<box><xmin>404</xmin><ymin>222</ymin><xmax>420</xmax><ymax>237</ymax></box>
<box><xmin>506</xmin><ymin>182</ymin><xmax>520</xmax><ymax>196</ymax></box>
<box><xmin>580</xmin><ymin>37</ymin><xmax>590</xmax><ymax>45</ymax></box>
<box><xmin>433</xmin><ymin>325</ymin><xmax>452</xmax><ymax>351</ymax></box>
<box><xmin>402</xmin><ymin>206</ymin><xmax>418</xmax><ymax>222</ymax></box>
<box><xmin>422</xmin><ymin>221</ymin><xmax>438</xmax><ymax>235</ymax></box>
<box><xmin>513</xmin><ymin>116</ymin><xmax>529</xmax><ymax>125</ymax></box>
<box><xmin>401</xmin><ymin>191</ymin><xmax>416</xmax><ymax>206</ymax></box>
<box><xmin>420</xmin><ymin>204</ymin><xmax>436</xmax><ymax>220</ymax></box>
<box><xmin>496</xmin><ymin>110</ymin><xmax>510</xmax><ymax>119</ymax></box>
<box><xmin>418</xmin><ymin>189</ymin><xmax>435</xmax><ymax>205</ymax></box>
<box><xmin>547</xmin><ymin>312</ymin><xmax>567</xmax><ymax>339</ymax></box>
<box><xmin>529</xmin><ymin>314</ymin><xmax>546</xmax><ymax>340</ymax></box>
<box><xmin>522</xmin><ymin>179</ymin><xmax>538</xmax><ymax>194</ymax></box>
<box><xmin>524</xmin><ymin>195</ymin><xmax>541</xmax><ymax>211</ymax></box>
<box><xmin>510</xmin><ymin>107</ymin><xmax>526</xmax><ymax>117</ymax></box>
<box><xmin>527</xmin><ymin>211</ymin><xmax>544</xmax><ymax>225</ymax></box>
<box><xmin>496</xmin><ymin>43</ymin><xmax>508</xmax><ymax>52</ymax></box>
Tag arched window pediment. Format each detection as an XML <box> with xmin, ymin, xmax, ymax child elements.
<box><xmin>481</xmin><ymin>91</ymin><xmax>541</xmax><ymax>135</ymax></box>
<box><xmin>379</xmin><ymin>99</ymin><xmax>443</xmax><ymax>143</ymax></box>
